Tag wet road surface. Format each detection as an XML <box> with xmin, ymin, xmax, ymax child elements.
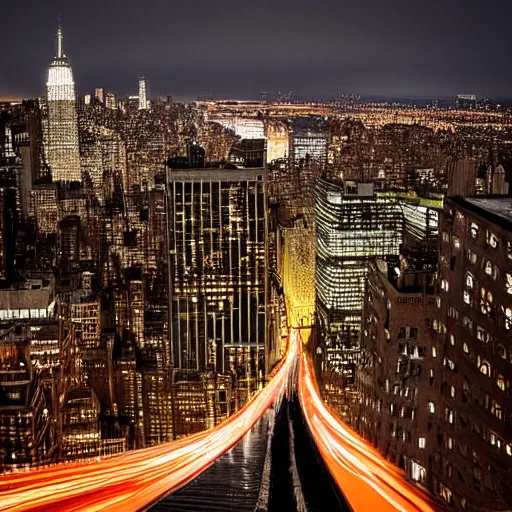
<box><xmin>150</xmin><ymin>412</ymin><xmax>271</xmax><ymax>512</ymax></box>
<box><xmin>151</xmin><ymin>395</ymin><xmax>351</xmax><ymax>512</ymax></box>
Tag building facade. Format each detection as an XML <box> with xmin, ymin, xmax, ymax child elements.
<box><xmin>357</xmin><ymin>260</ymin><xmax>439</xmax><ymax>493</ymax></box>
<box><xmin>315</xmin><ymin>178</ymin><xmax>403</xmax><ymax>381</ymax></box>
<box><xmin>45</xmin><ymin>26</ymin><xmax>81</xmax><ymax>182</ymax></box>
<box><xmin>432</xmin><ymin>196</ymin><xmax>512</xmax><ymax>510</ymax></box>
<box><xmin>167</xmin><ymin>167</ymin><xmax>269</xmax><ymax>388</ymax></box>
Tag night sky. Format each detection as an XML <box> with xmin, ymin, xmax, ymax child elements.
<box><xmin>2</xmin><ymin>0</ymin><xmax>511</xmax><ymax>100</ymax></box>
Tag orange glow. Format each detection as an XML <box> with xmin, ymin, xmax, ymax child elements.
<box><xmin>0</xmin><ymin>329</ymin><xmax>437</xmax><ymax>512</ymax></box>
<box><xmin>0</xmin><ymin>331</ymin><xmax>300</xmax><ymax>512</ymax></box>
<box><xmin>297</xmin><ymin>330</ymin><xmax>436</xmax><ymax>512</ymax></box>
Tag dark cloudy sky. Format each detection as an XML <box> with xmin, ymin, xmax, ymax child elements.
<box><xmin>2</xmin><ymin>0</ymin><xmax>511</xmax><ymax>100</ymax></box>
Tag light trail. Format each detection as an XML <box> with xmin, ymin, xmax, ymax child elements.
<box><xmin>0</xmin><ymin>326</ymin><xmax>438</xmax><ymax>512</ymax></box>
<box><xmin>0</xmin><ymin>331</ymin><xmax>300</xmax><ymax>512</ymax></box>
<box><xmin>297</xmin><ymin>333</ymin><xmax>438</xmax><ymax>512</ymax></box>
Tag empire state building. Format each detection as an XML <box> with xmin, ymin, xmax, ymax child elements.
<box><xmin>45</xmin><ymin>25</ymin><xmax>81</xmax><ymax>182</ymax></box>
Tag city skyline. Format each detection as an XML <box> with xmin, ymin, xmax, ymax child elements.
<box><xmin>2</xmin><ymin>0</ymin><xmax>512</xmax><ymax>100</ymax></box>
<box><xmin>1</xmin><ymin>7</ymin><xmax>512</xmax><ymax>510</ymax></box>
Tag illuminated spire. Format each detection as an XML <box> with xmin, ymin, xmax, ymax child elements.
<box><xmin>46</xmin><ymin>20</ymin><xmax>81</xmax><ymax>182</ymax></box>
<box><xmin>56</xmin><ymin>23</ymin><xmax>63</xmax><ymax>58</ymax></box>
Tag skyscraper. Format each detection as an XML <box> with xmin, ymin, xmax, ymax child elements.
<box><xmin>105</xmin><ymin>92</ymin><xmax>118</xmax><ymax>110</ymax></box>
<box><xmin>94</xmin><ymin>87</ymin><xmax>105</xmax><ymax>104</ymax></box>
<box><xmin>432</xmin><ymin>197</ymin><xmax>512</xmax><ymax>510</ymax></box>
<box><xmin>315</xmin><ymin>178</ymin><xmax>403</xmax><ymax>381</ymax></box>
<box><xmin>45</xmin><ymin>25</ymin><xmax>81</xmax><ymax>182</ymax></box>
<box><xmin>138</xmin><ymin>78</ymin><xmax>148</xmax><ymax>110</ymax></box>
<box><xmin>167</xmin><ymin>166</ymin><xmax>269</xmax><ymax>386</ymax></box>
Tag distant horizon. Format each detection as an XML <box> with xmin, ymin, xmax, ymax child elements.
<box><xmin>3</xmin><ymin>92</ymin><xmax>512</xmax><ymax>105</ymax></box>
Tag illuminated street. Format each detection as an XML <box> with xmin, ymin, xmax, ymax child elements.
<box><xmin>0</xmin><ymin>328</ymin><xmax>439</xmax><ymax>512</ymax></box>
<box><xmin>298</xmin><ymin>343</ymin><xmax>437</xmax><ymax>512</ymax></box>
<box><xmin>0</xmin><ymin>333</ymin><xmax>299</xmax><ymax>512</ymax></box>
<box><xmin>151</xmin><ymin>411</ymin><xmax>272</xmax><ymax>511</ymax></box>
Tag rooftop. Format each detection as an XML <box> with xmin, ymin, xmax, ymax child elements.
<box><xmin>169</xmin><ymin>167</ymin><xmax>266</xmax><ymax>182</ymax></box>
<box><xmin>453</xmin><ymin>196</ymin><xmax>512</xmax><ymax>231</ymax></box>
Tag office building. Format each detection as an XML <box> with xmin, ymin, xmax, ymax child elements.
<box><xmin>357</xmin><ymin>258</ymin><xmax>439</xmax><ymax>490</ymax></box>
<box><xmin>138</xmin><ymin>78</ymin><xmax>148</xmax><ymax>110</ymax></box>
<box><xmin>45</xmin><ymin>25</ymin><xmax>81</xmax><ymax>182</ymax></box>
<box><xmin>291</xmin><ymin>118</ymin><xmax>328</xmax><ymax>163</ymax></box>
<box><xmin>266</xmin><ymin>121</ymin><xmax>289</xmax><ymax>163</ymax></box>
<box><xmin>0</xmin><ymin>333</ymin><xmax>54</xmax><ymax>470</ymax></box>
<box><xmin>105</xmin><ymin>92</ymin><xmax>117</xmax><ymax>110</ymax></box>
<box><xmin>315</xmin><ymin>178</ymin><xmax>403</xmax><ymax>381</ymax></box>
<box><xmin>167</xmin><ymin>167</ymin><xmax>269</xmax><ymax>387</ymax></box>
<box><xmin>94</xmin><ymin>88</ymin><xmax>105</xmax><ymax>104</ymax></box>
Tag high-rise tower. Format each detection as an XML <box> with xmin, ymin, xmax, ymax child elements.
<box><xmin>138</xmin><ymin>78</ymin><xmax>148</xmax><ymax>110</ymax></box>
<box><xmin>167</xmin><ymin>166</ymin><xmax>269</xmax><ymax>388</ymax></box>
<box><xmin>45</xmin><ymin>25</ymin><xmax>81</xmax><ymax>182</ymax></box>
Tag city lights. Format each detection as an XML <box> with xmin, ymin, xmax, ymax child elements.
<box><xmin>0</xmin><ymin>330</ymin><xmax>299</xmax><ymax>512</ymax></box>
<box><xmin>1</xmin><ymin>12</ymin><xmax>512</xmax><ymax>511</ymax></box>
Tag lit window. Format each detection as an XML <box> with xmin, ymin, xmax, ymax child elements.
<box><xmin>491</xmin><ymin>400</ymin><xmax>503</xmax><ymax>420</ymax></box>
<box><xmin>440</xmin><ymin>483</ymin><xmax>453</xmax><ymax>504</ymax></box>
<box><xmin>489</xmin><ymin>431</ymin><xmax>502</xmax><ymax>449</ymax></box>
<box><xmin>467</xmin><ymin>249</ymin><xmax>477</xmax><ymax>264</ymax></box>
<box><xmin>465</xmin><ymin>272</ymin><xmax>475</xmax><ymax>289</ymax></box>
<box><xmin>477</xmin><ymin>326</ymin><xmax>491</xmax><ymax>343</ymax></box>
<box><xmin>436</xmin><ymin>297</ymin><xmax>441</xmax><ymax>308</ymax></box>
<box><xmin>444</xmin><ymin>358</ymin><xmax>456</xmax><ymax>371</ymax></box>
<box><xmin>508</xmin><ymin>241</ymin><xmax>512</xmax><ymax>260</ymax></box>
<box><xmin>427</xmin><ymin>402</ymin><xmax>435</xmax><ymax>414</ymax></box>
<box><xmin>497</xmin><ymin>344</ymin><xmax>506</xmax><ymax>359</ymax></box>
<box><xmin>450</xmin><ymin>334</ymin><xmax>455</xmax><ymax>346</ymax></box>
<box><xmin>506</xmin><ymin>444</ymin><xmax>512</xmax><ymax>456</ymax></box>
<box><xmin>479</xmin><ymin>358</ymin><xmax>491</xmax><ymax>376</ymax></box>
<box><xmin>441</xmin><ymin>279</ymin><xmax>449</xmax><ymax>292</ymax></box>
<box><xmin>470</xmin><ymin>222</ymin><xmax>479</xmax><ymax>239</ymax></box>
<box><xmin>483</xmin><ymin>259</ymin><xmax>499</xmax><ymax>280</ymax></box>
<box><xmin>446</xmin><ymin>436</ymin><xmax>454</xmax><ymax>449</ymax></box>
<box><xmin>419</xmin><ymin>437</ymin><xmax>426</xmax><ymax>449</ymax></box>
<box><xmin>450</xmin><ymin>385</ymin><xmax>456</xmax><ymax>398</ymax></box>
<box><xmin>442</xmin><ymin>232</ymin><xmax>450</xmax><ymax>243</ymax></box>
<box><xmin>505</xmin><ymin>308</ymin><xmax>512</xmax><ymax>330</ymax></box>
<box><xmin>432</xmin><ymin>346</ymin><xmax>437</xmax><ymax>357</ymax></box>
<box><xmin>463</xmin><ymin>342</ymin><xmax>469</xmax><ymax>354</ymax></box>
<box><xmin>452</xmin><ymin>236</ymin><xmax>461</xmax><ymax>250</ymax></box>
<box><xmin>496</xmin><ymin>374</ymin><xmax>505</xmax><ymax>392</ymax></box>
<box><xmin>410</xmin><ymin>461</ymin><xmax>426</xmax><ymax>483</ymax></box>
<box><xmin>505</xmin><ymin>274</ymin><xmax>512</xmax><ymax>296</ymax></box>
<box><xmin>463</xmin><ymin>291</ymin><xmax>471</xmax><ymax>305</ymax></box>
<box><xmin>445</xmin><ymin>408</ymin><xmax>455</xmax><ymax>424</ymax></box>
<box><xmin>486</xmin><ymin>230</ymin><xmax>499</xmax><ymax>248</ymax></box>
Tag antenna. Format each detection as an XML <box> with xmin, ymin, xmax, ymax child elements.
<box><xmin>57</xmin><ymin>18</ymin><xmax>63</xmax><ymax>58</ymax></box>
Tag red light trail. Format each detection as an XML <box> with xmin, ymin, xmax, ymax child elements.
<box><xmin>0</xmin><ymin>329</ymin><xmax>436</xmax><ymax>512</ymax></box>
<box><xmin>297</xmin><ymin>336</ymin><xmax>437</xmax><ymax>512</ymax></box>
<box><xmin>0</xmin><ymin>332</ymin><xmax>300</xmax><ymax>512</ymax></box>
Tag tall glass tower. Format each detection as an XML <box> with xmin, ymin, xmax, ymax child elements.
<box><xmin>45</xmin><ymin>25</ymin><xmax>81</xmax><ymax>182</ymax></box>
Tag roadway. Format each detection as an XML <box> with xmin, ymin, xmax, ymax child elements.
<box><xmin>0</xmin><ymin>329</ymin><xmax>437</xmax><ymax>512</ymax></box>
<box><xmin>151</xmin><ymin>411</ymin><xmax>272</xmax><ymax>512</ymax></box>
<box><xmin>153</xmin><ymin>391</ymin><xmax>350</xmax><ymax>512</ymax></box>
